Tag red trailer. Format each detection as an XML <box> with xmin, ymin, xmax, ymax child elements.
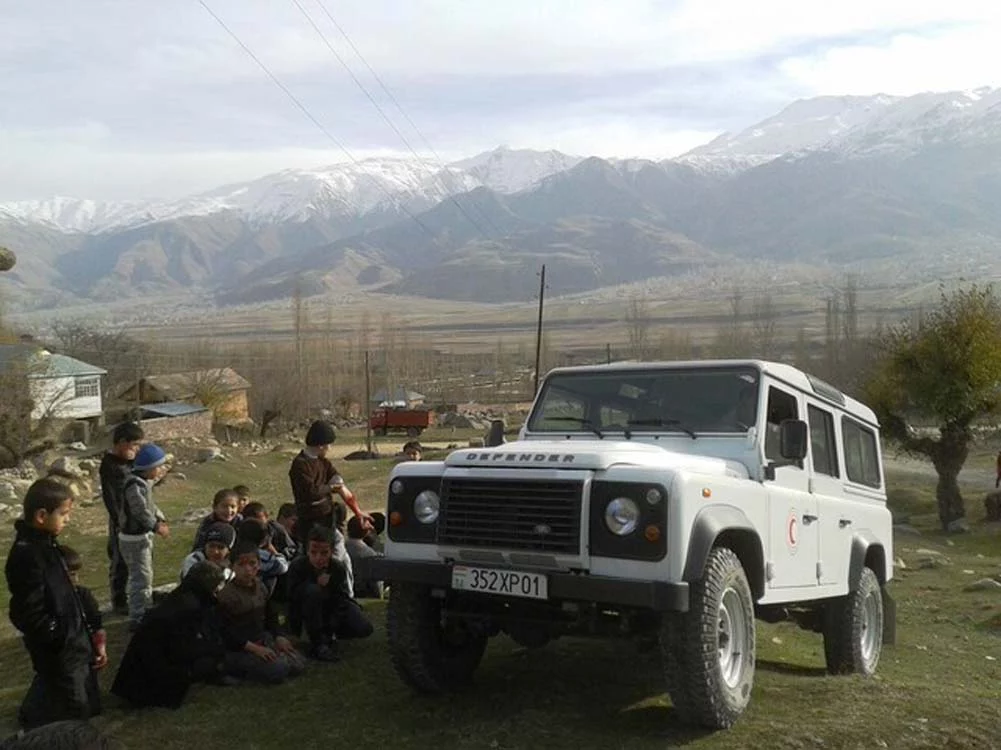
<box><xmin>369</xmin><ymin>408</ymin><xmax>433</xmax><ymax>437</ymax></box>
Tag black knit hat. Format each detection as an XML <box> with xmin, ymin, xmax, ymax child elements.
<box><xmin>305</xmin><ymin>420</ymin><xmax>337</xmax><ymax>447</ymax></box>
<box><xmin>205</xmin><ymin>522</ymin><xmax>237</xmax><ymax>549</ymax></box>
<box><xmin>185</xmin><ymin>561</ymin><xmax>226</xmax><ymax>598</ymax></box>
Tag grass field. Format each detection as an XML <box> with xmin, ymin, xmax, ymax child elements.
<box><xmin>2</xmin><ymin>436</ymin><xmax>1000</xmax><ymax>749</ymax></box>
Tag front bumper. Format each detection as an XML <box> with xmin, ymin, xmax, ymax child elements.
<box><xmin>364</xmin><ymin>558</ymin><xmax>690</xmax><ymax>612</ymax></box>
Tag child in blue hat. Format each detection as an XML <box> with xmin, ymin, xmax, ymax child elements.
<box><xmin>119</xmin><ymin>443</ymin><xmax>171</xmax><ymax>629</ymax></box>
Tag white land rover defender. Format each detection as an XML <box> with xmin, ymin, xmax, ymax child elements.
<box><xmin>369</xmin><ymin>360</ymin><xmax>895</xmax><ymax>729</ymax></box>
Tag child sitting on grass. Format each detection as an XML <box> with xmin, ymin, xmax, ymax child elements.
<box><xmin>287</xmin><ymin>526</ymin><xmax>374</xmax><ymax>662</ymax></box>
<box><xmin>345</xmin><ymin>515</ymin><xmax>385</xmax><ymax>599</ymax></box>
<box><xmin>191</xmin><ymin>488</ymin><xmax>241</xmax><ymax>551</ymax></box>
<box><xmin>112</xmin><ymin>561</ymin><xmax>232</xmax><ymax>708</ymax></box>
<box><xmin>59</xmin><ymin>546</ymin><xmax>108</xmax><ymax>672</ymax></box>
<box><xmin>5</xmin><ymin>479</ymin><xmax>101</xmax><ymax>729</ymax></box>
<box><xmin>217</xmin><ymin>542</ymin><xmax>304</xmax><ymax>684</ymax></box>
<box><xmin>236</xmin><ymin>517</ymin><xmax>289</xmax><ymax>596</ymax></box>
<box><xmin>180</xmin><ymin>522</ymin><xmax>236</xmax><ymax>583</ymax></box>
<box><xmin>242</xmin><ymin>501</ymin><xmax>297</xmax><ymax>560</ymax></box>
<box><xmin>233</xmin><ymin>484</ymin><xmax>252</xmax><ymax>515</ymax></box>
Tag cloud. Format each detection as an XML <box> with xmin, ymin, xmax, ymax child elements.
<box><xmin>1</xmin><ymin>0</ymin><xmax>1000</xmax><ymax>199</ymax></box>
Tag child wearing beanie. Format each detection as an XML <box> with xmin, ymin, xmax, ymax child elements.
<box><xmin>181</xmin><ymin>521</ymin><xmax>236</xmax><ymax>583</ymax></box>
<box><xmin>119</xmin><ymin>443</ymin><xmax>171</xmax><ymax>629</ymax></box>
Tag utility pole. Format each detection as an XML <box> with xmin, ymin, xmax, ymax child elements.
<box><xmin>533</xmin><ymin>264</ymin><xmax>546</xmax><ymax>395</ymax></box>
<box><xmin>364</xmin><ymin>350</ymin><xmax>373</xmax><ymax>454</ymax></box>
<box><xmin>606</xmin><ymin>343</ymin><xmax>611</xmax><ymax>365</ymax></box>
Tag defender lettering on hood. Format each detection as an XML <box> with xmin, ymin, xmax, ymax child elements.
<box><xmin>463</xmin><ymin>451</ymin><xmax>576</xmax><ymax>464</ymax></box>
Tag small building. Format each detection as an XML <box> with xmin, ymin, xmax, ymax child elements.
<box><xmin>136</xmin><ymin>401</ymin><xmax>213</xmax><ymax>442</ymax></box>
<box><xmin>371</xmin><ymin>386</ymin><xmax>426</xmax><ymax>409</ymax></box>
<box><xmin>119</xmin><ymin>368</ymin><xmax>251</xmax><ymax>424</ymax></box>
<box><xmin>0</xmin><ymin>344</ymin><xmax>106</xmax><ymax>423</ymax></box>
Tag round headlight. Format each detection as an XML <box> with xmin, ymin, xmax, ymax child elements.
<box><xmin>604</xmin><ymin>497</ymin><xmax>640</xmax><ymax>536</ymax></box>
<box><xmin>414</xmin><ymin>490</ymin><xmax>440</xmax><ymax>524</ymax></box>
<box><xmin>390</xmin><ymin>479</ymin><xmax>405</xmax><ymax>496</ymax></box>
<box><xmin>645</xmin><ymin>487</ymin><xmax>663</xmax><ymax>505</ymax></box>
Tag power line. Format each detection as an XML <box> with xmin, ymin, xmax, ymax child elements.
<box><xmin>196</xmin><ymin>0</ymin><xmax>436</xmax><ymax>240</ymax></box>
<box><xmin>311</xmin><ymin>0</ymin><xmax>507</xmax><ymax>239</ymax></box>
<box><xmin>288</xmin><ymin>0</ymin><xmax>501</xmax><ymax>240</ymax></box>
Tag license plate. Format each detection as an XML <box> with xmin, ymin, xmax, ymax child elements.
<box><xmin>451</xmin><ymin>565</ymin><xmax>548</xmax><ymax>600</ymax></box>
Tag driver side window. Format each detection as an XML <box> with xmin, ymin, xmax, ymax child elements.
<box><xmin>764</xmin><ymin>386</ymin><xmax>799</xmax><ymax>461</ymax></box>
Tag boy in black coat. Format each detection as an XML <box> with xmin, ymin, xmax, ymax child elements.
<box><xmin>112</xmin><ymin>561</ymin><xmax>231</xmax><ymax>708</ymax></box>
<box><xmin>60</xmin><ymin>546</ymin><xmax>108</xmax><ymax>671</ymax></box>
<box><xmin>99</xmin><ymin>421</ymin><xmax>143</xmax><ymax>614</ymax></box>
<box><xmin>287</xmin><ymin>526</ymin><xmax>373</xmax><ymax>662</ymax></box>
<box><xmin>5</xmin><ymin>479</ymin><xmax>100</xmax><ymax>730</ymax></box>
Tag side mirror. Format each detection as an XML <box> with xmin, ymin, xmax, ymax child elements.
<box><xmin>779</xmin><ymin>419</ymin><xmax>808</xmax><ymax>461</ymax></box>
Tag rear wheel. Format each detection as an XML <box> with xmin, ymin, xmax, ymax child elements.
<box><xmin>406</xmin><ymin>426</ymin><xmax>422</xmax><ymax>437</ymax></box>
<box><xmin>387</xmin><ymin>582</ymin><xmax>488</xmax><ymax>693</ymax></box>
<box><xmin>823</xmin><ymin>566</ymin><xmax>883</xmax><ymax>676</ymax></box>
<box><xmin>660</xmin><ymin>547</ymin><xmax>756</xmax><ymax>729</ymax></box>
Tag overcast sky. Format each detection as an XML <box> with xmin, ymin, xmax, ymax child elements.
<box><xmin>2</xmin><ymin>0</ymin><xmax>1000</xmax><ymax>201</ymax></box>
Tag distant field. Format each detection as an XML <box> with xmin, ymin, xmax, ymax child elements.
<box><xmin>2</xmin><ymin>441</ymin><xmax>1000</xmax><ymax>749</ymax></box>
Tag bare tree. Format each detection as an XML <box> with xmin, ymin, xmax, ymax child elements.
<box><xmin>49</xmin><ymin>321</ymin><xmax>151</xmax><ymax>400</ymax></box>
<box><xmin>751</xmin><ymin>294</ymin><xmax>778</xmax><ymax>358</ymax></box>
<box><xmin>626</xmin><ymin>296</ymin><xmax>652</xmax><ymax>360</ymax></box>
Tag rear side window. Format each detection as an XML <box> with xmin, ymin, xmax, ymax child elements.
<box><xmin>842</xmin><ymin>417</ymin><xmax>881</xmax><ymax>487</ymax></box>
<box><xmin>808</xmin><ymin>405</ymin><xmax>839</xmax><ymax>477</ymax></box>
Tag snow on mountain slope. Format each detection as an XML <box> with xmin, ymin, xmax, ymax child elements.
<box><xmin>449</xmin><ymin>146</ymin><xmax>583</xmax><ymax>193</ymax></box>
<box><xmin>677</xmin><ymin>87</ymin><xmax>1001</xmax><ymax>171</ymax></box>
<box><xmin>0</xmin><ymin>197</ymin><xmax>152</xmax><ymax>233</ymax></box>
<box><xmin>1</xmin><ymin>148</ymin><xmax>578</xmax><ymax>233</ymax></box>
<box><xmin>148</xmin><ymin>158</ymin><xmax>480</xmax><ymax>226</ymax></box>
<box><xmin>680</xmin><ymin>94</ymin><xmax>900</xmax><ymax>164</ymax></box>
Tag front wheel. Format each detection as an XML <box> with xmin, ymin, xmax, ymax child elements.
<box><xmin>406</xmin><ymin>426</ymin><xmax>422</xmax><ymax>438</ymax></box>
<box><xmin>386</xmin><ymin>582</ymin><xmax>488</xmax><ymax>693</ymax></box>
<box><xmin>823</xmin><ymin>567</ymin><xmax>884</xmax><ymax>675</ymax></box>
<box><xmin>660</xmin><ymin>547</ymin><xmax>756</xmax><ymax>730</ymax></box>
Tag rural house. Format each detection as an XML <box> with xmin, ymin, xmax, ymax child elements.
<box><xmin>0</xmin><ymin>344</ymin><xmax>106</xmax><ymax>429</ymax></box>
<box><xmin>371</xmin><ymin>386</ymin><xmax>426</xmax><ymax>409</ymax></box>
<box><xmin>119</xmin><ymin>367</ymin><xmax>252</xmax><ymax>425</ymax></box>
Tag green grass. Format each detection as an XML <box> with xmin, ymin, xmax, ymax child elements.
<box><xmin>2</xmin><ymin>446</ymin><xmax>1001</xmax><ymax>749</ymax></box>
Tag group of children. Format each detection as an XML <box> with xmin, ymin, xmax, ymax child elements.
<box><xmin>5</xmin><ymin>419</ymin><xmax>387</xmax><ymax>732</ymax></box>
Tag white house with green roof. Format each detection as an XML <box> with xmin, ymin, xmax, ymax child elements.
<box><xmin>0</xmin><ymin>345</ymin><xmax>106</xmax><ymax>422</ymax></box>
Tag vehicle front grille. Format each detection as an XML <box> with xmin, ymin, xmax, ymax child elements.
<box><xmin>438</xmin><ymin>477</ymin><xmax>583</xmax><ymax>554</ymax></box>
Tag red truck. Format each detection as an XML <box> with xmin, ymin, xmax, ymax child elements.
<box><xmin>369</xmin><ymin>408</ymin><xmax>433</xmax><ymax>437</ymax></box>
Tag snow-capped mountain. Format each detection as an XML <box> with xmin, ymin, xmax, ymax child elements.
<box><xmin>0</xmin><ymin>147</ymin><xmax>583</xmax><ymax>234</ymax></box>
<box><xmin>450</xmin><ymin>146</ymin><xmax>583</xmax><ymax>193</ymax></box>
<box><xmin>677</xmin><ymin>87</ymin><xmax>1001</xmax><ymax>171</ymax></box>
<box><xmin>0</xmin><ymin>197</ymin><xmax>153</xmax><ymax>233</ymax></box>
<box><xmin>148</xmin><ymin>158</ymin><xmax>480</xmax><ymax>227</ymax></box>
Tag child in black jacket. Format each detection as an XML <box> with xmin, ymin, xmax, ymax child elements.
<box><xmin>112</xmin><ymin>561</ymin><xmax>231</xmax><ymax>708</ymax></box>
<box><xmin>60</xmin><ymin>546</ymin><xmax>108</xmax><ymax>672</ymax></box>
<box><xmin>4</xmin><ymin>479</ymin><xmax>100</xmax><ymax>730</ymax></box>
<box><xmin>287</xmin><ymin>526</ymin><xmax>373</xmax><ymax>662</ymax></box>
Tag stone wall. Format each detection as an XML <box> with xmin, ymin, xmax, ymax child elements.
<box><xmin>140</xmin><ymin>411</ymin><xmax>213</xmax><ymax>442</ymax></box>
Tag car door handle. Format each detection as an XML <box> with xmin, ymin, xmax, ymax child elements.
<box><xmin>839</xmin><ymin>518</ymin><xmax>852</xmax><ymax>528</ymax></box>
<box><xmin>802</xmin><ymin>514</ymin><xmax>818</xmax><ymax>524</ymax></box>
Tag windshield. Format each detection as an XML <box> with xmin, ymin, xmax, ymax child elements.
<box><xmin>528</xmin><ymin>366</ymin><xmax>760</xmax><ymax>436</ymax></box>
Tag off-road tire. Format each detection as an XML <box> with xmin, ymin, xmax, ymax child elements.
<box><xmin>660</xmin><ymin>546</ymin><xmax>756</xmax><ymax>729</ymax></box>
<box><xmin>823</xmin><ymin>566</ymin><xmax>883</xmax><ymax>676</ymax></box>
<box><xmin>386</xmin><ymin>581</ymin><xmax>488</xmax><ymax>693</ymax></box>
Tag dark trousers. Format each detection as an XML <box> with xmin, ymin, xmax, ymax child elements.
<box><xmin>18</xmin><ymin>656</ymin><xmax>100</xmax><ymax>730</ymax></box>
<box><xmin>295</xmin><ymin>583</ymin><xmax>373</xmax><ymax>645</ymax></box>
<box><xmin>107</xmin><ymin>519</ymin><xmax>128</xmax><ymax>608</ymax></box>
<box><xmin>222</xmin><ymin>634</ymin><xmax>304</xmax><ymax>685</ymax></box>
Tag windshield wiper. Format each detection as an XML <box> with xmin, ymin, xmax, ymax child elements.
<box><xmin>547</xmin><ymin>416</ymin><xmax>604</xmax><ymax>439</ymax></box>
<box><xmin>627</xmin><ymin>418</ymin><xmax>698</xmax><ymax>440</ymax></box>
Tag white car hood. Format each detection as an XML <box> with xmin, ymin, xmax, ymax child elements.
<box><xmin>445</xmin><ymin>439</ymin><xmax>748</xmax><ymax>478</ymax></box>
